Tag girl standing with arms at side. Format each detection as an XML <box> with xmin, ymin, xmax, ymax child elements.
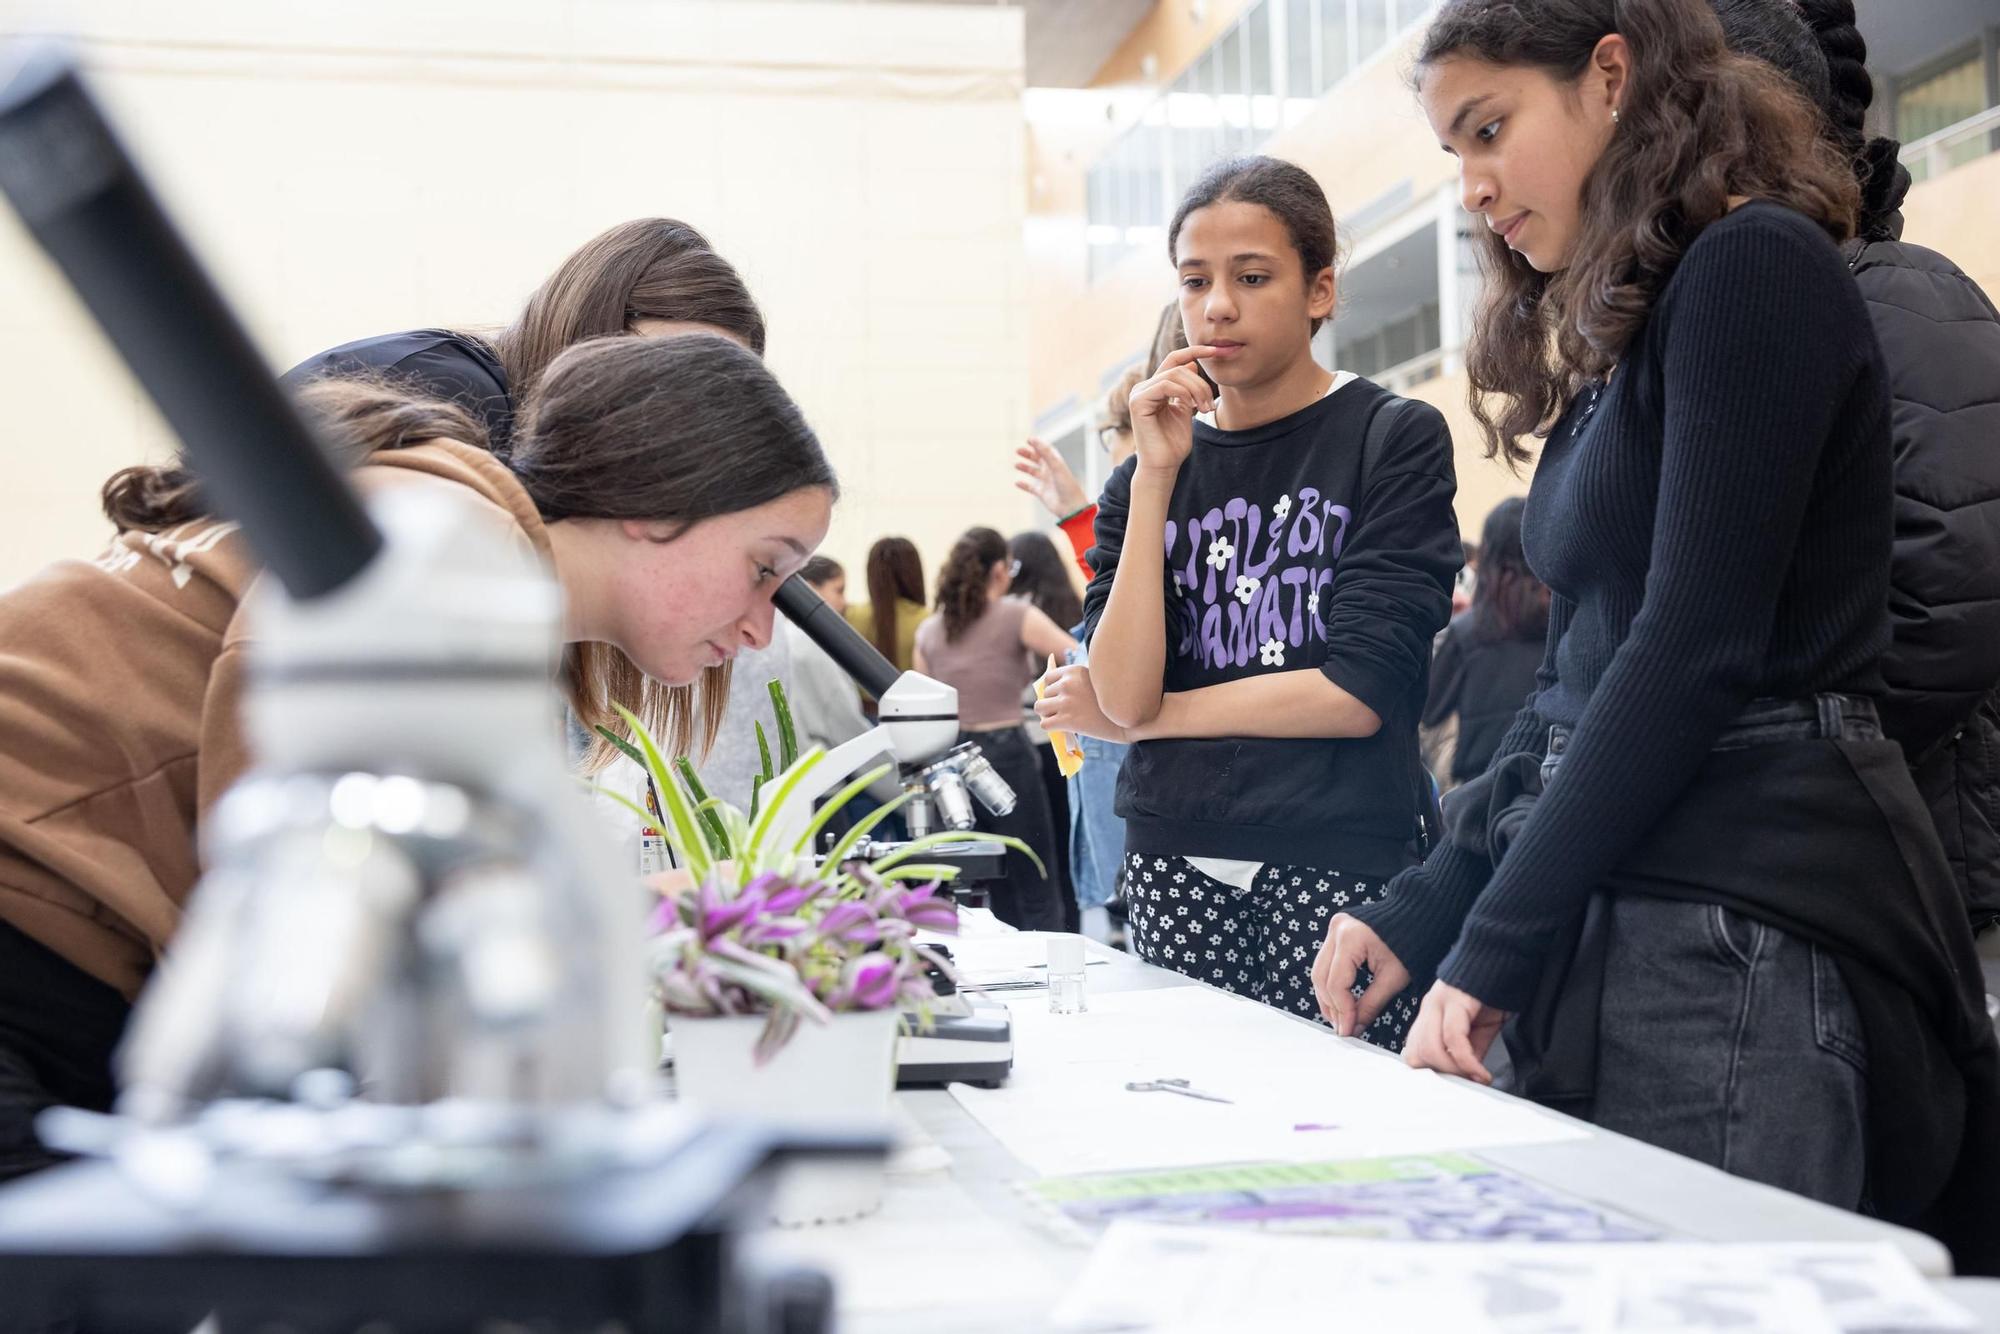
<box><xmin>1312</xmin><ymin>0</ymin><xmax>1997</xmax><ymax>1266</ymax></box>
<box><xmin>1037</xmin><ymin>157</ymin><xmax>1460</xmax><ymax>1047</ymax></box>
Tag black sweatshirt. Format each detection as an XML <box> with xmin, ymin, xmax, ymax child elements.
<box><xmin>1082</xmin><ymin>376</ymin><xmax>1459</xmax><ymax>873</ymax></box>
<box><xmin>283</xmin><ymin>329</ymin><xmax>513</xmax><ymax>449</ymax></box>
<box><xmin>1352</xmin><ymin>202</ymin><xmax>1898</xmax><ymax>1010</ymax></box>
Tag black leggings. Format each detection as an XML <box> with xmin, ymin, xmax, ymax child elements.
<box><xmin>0</xmin><ymin>921</ymin><xmax>129</xmax><ymax>1183</ymax></box>
<box><xmin>957</xmin><ymin>728</ymin><xmax>1065</xmax><ymax>933</ymax></box>
<box><xmin>1031</xmin><ymin>740</ymin><xmax>1079</xmax><ymax>932</ymax></box>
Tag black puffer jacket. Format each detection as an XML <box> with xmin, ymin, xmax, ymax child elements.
<box><xmin>1853</xmin><ymin>232</ymin><xmax>2000</xmax><ymax>930</ymax></box>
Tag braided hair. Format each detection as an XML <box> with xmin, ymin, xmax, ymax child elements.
<box><xmin>1712</xmin><ymin>0</ymin><xmax>1911</xmax><ymax>240</ymax></box>
<box><xmin>1794</xmin><ymin>0</ymin><xmax>1910</xmax><ymax>240</ymax></box>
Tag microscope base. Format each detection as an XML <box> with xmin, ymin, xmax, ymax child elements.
<box><xmin>895</xmin><ymin>991</ymin><xmax>1013</xmax><ymax>1089</ymax></box>
<box><xmin>0</xmin><ymin>1123</ymin><xmax>866</xmax><ymax>1334</ymax></box>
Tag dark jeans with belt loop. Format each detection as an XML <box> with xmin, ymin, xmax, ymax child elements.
<box><xmin>1519</xmin><ymin>694</ymin><xmax>1872</xmax><ymax>1210</ymax></box>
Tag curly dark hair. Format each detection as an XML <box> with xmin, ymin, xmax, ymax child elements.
<box><xmin>935</xmin><ymin>527</ymin><xmax>1009</xmax><ymax>644</ymax></box>
<box><xmin>1421</xmin><ymin>0</ymin><xmax>1859</xmax><ymax>467</ymax></box>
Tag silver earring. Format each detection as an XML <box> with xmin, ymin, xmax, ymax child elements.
<box><xmin>1611</xmin><ymin>107</ymin><xmax>1621</xmax><ymax>124</ymax></box>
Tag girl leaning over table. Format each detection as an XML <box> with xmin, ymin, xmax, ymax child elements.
<box><xmin>0</xmin><ymin>334</ymin><xmax>836</xmax><ymax>1183</ymax></box>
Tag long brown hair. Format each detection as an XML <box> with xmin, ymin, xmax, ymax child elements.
<box><xmin>1008</xmin><ymin>530</ymin><xmax>1082</xmax><ymax>631</ymax></box>
<box><xmin>496</xmin><ymin>218</ymin><xmax>767</xmax><ymax>400</ymax></box>
<box><xmin>99</xmin><ymin>378</ymin><xmax>494</xmax><ymax>532</ymax></box>
<box><xmin>864</xmin><ymin>536</ymin><xmax>925</xmax><ymax>663</ymax></box>
<box><xmin>102</xmin><ymin>218</ymin><xmax>769</xmax><ymax>536</ymax></box>
<box><xmin>936</xmin><ymin>527</ymin><xmax>1008</xmax><ymax>644</ymax></box>
<box><xmin>123</xmin><ymin>335</ymin><xmax>834</xmax><ymax>770</ymax></box>
<box><xmin>1419</xmin><ymin>0</ymin><xmax>1858</xmax><ymax>466</ymax></box>
<box><xmin>512</xmin><ymin>335</ymin><xmax>835</xmax><ymax>768</ymax></box>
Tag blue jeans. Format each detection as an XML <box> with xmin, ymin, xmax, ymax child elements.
<box><xmin>1067</xmin><ymin>733</ymin><xmax>1127</xmax><ymax>910</ymax></box>
<box><xmin>1590</xmin><ymin>895</ymin><xmax>1868</xmax><ymax>1208</ymax></box>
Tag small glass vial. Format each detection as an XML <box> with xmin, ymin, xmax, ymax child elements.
<box><xmin>1047</xmin><ymin>934</ymin><xmax>1088</xmax><ymax>1014</ymax></box>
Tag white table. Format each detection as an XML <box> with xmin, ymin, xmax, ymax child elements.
<box><xmin>750</xmin><ymin>941</ymin><xmax>1979</xmax><ymax>1332</ymax></box>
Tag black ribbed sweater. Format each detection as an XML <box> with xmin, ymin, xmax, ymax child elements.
<box><xmin>1352</xmin><ymin>202</ymin><xmax>1895</xmax><ymax>1011</ymax></box>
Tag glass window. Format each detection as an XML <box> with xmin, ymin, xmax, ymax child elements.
<box><xmin>1218</xmin><ymin>25</ymin><xmax>1248</xmax><ymax>153</ymax></box>
<box><xmin>1384</xmin><ymin>310</ymin><xmax>1419</xmax><ymax>368</ymax></box>
<box><xmin>1318</xmin><ymin>0</ymin><xmax>1352</xmax><ymax>93</ymax></box>
<box><xmin>1121</xmin><ymin>134</ymin><xmax>1143</xmax><ymax>227</ymax></box>
<box><xmin>1249</xmin><ymin>2</ymin><xmax>1278</xmax><ymax>134</ymax></box>
<box><xmin>1286</xmin><ymin>0</ymin><xmax>1315</xmax><ymax>102</ymax></box>
<box><xmin>1249</xmin><ymin>3</ymin><xmax>1275</xmax><ymax>97</ymax></box>
<box><xmin>1112</xmin><ymin>137</ymin><xmax>1128</xmax><ymax>228</ymax></box>
<box><xmin>1171</xmin><ymin>71</ymin><xmax>1202</xmax><ymax>200</ymax></box>
<box><xmin>1355</xmin><ymin>0</ymin><xmax>1391</xmax><ymax>63</ymax></box>
<box><xmin>1135</xmin><ymin>124</ymin><xmax>1164</xmax><ymax>228</ymax></box>
<box><xmin>1896</xmin><ymin>50</ymin><xmax>1986</xmax><ymax>142</ymax></box>
<box><xmin>1140</xmin><ymin>108</ymin><xmax>1164</xmax><ymax>226</ymax></box>
<box><xmin>1196</xmin><ymin>48</ymin><xmax>1225</xmax><ymax>168</ymax></box>
<box><xmin>1393</xmin><ymin>0</ymin><xmax>1441</xmax><ymax>28</ymax></box>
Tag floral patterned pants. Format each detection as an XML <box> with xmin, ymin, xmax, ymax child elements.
<box><xmin>1123</xmin><ymin>853</ymin><xmax>1418</xmax><ymax>1051</ymax></box>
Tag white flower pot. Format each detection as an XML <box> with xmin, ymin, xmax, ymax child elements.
<box><xmin>670</xmin><ymin>1007</ymin><xmax>899</xmax><ymax>1227</ymax></box>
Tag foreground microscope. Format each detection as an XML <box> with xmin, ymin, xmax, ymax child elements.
<box><xmin>0</xmin><ymin>44</ymin><xmax>867</xmax><ymax>1334</ymax></box>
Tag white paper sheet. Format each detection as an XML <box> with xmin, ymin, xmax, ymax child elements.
<box><xmin>1052</xmin><ymin>1227</ymin><xmax>1976</xmax><ymax>1334</ymax></box>
<box><xmin>948</xmin><ymin>985</ymin><xmax>1583</xmax><ymax>1177</ymax></box>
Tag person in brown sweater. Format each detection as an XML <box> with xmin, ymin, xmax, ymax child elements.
<box><xmin>0</xmin><ymin>332</ymin><xmax>837</xmax><ymax>1179</ymax></box>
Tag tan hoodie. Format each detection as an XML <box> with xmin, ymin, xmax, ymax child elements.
<box><xmin>0</xmin><ymin>441</ymin><xmax>551</xmax><ymax>1000</ymax></box>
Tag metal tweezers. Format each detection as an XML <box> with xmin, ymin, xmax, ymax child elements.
<box><xmin>1124</xmin><ymin>1078</ymin><xmax>1232</xmax><ymax>1104</ymax></box>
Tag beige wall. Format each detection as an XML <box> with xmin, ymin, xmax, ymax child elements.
<box><xmin>1901</xmin><ymin>149</ymin><xmax>2000</xmax><ymax>302</ymax></box>
<box><xmin>0</xmin><ymin>0</ymin><xmax>1030</xmax><ymax>590</ymax></box>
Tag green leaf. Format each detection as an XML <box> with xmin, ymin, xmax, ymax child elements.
<box><xmin>750</xmin><ymin>721</ymin><xmax>775</xmax><ymax>823</ymax></box>
<box><xmin>713</xmin><ymin>805</ymin><xmax>754</xmax><ymax>882</ymax></box>
<box><xmin>768</xmin><ymin>678</ymin><xmax>800</xmax><ymax>772</ymax></box>
<box><xmin>674</xmin><ymin>757</ymin><xmax>732</xmax><ymax>861</ymax></box>
<box><xmin>613</xmin><ymin>704</ymin><xmax>712</xmax><ymax>883</ymax></box>
<box><xmin>791</xmin><ymin>762</ymin><xmax>896</xmax><ymax>857</ymax></box>
<box><xmin>593</xmin><ymin>724</ymin><xmax>649</xmax><ymax>769</ymax></box>
<box><xmin>871</xmin><ymin>831</ymin><xmax>1046</xmax><ymax>879</ymax></box>
<box><xmin>816</xmin><ymin>788</ymin><xmax>919</xmax><ymax>882</ymax></box>
<box><xmin>744</xmin><ymin>746</ymin><xmax>827</xmax><ymax>866</ymax></box>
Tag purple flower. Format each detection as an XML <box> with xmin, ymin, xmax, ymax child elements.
<box><xmin>896</xmin><ymin>883</ymin><xmax>958</xmax><ymax>933</ymax></box>
<box><xmin>697</xmin><ymin>882</ymin><xmax>763</xmax><ymax>939</ymax></box>
<box><xmin>647</xmin><ymin>897</ymin><xmax>680</xmax><ymax>934</ymax></box>
<box><xmin>762</xmin><ymin>881</ymin><xmax>818</xmax><ymax>916</ymax></box>
<box><xmin>834</xmin><ymin>952</ymin><xmax>901</xmax><ymax>1010</ymax></box>
<box><xmin>816</xmin><ymin>901</ymin><xmax>882</xmax><ymax>946</ymax></box>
